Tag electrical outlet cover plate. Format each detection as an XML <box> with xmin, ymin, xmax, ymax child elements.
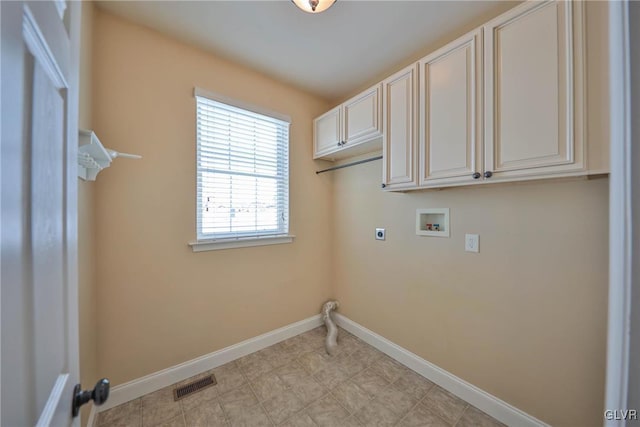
<box><xmin>465</xmin><ymin>234</ymin><xmax>479</xmax><ymax>252</ymax></box>
<box><xmin>375</xmin><ymin>228</ymin><xmax>385</xmax><ymax>240</ymax></box>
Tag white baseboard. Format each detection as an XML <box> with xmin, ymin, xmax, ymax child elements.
<box><xmin>86</xmin><ymin>404</ymin><xmax>97</xmax><ymax>427</ymax></box>
<box><xmin>91</xmin><ymin>314</ymin><xmax>323</xmax><ymax>420</ymax></box>
<box><xmin>334</xmin><ymin>313</ymin><xmax>549</xmax><ymax>427</ymax></box>
<box><xmin>90</xmin><ymin>312</ymin><xmax>546</xmax><ymax>427</ymax></box>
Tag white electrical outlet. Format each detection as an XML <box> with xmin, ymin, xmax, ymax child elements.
<box><xmin>375</xmin><ymin>228</ymin><xmax>385</xmax><ymax>240</ymax></box>
<box><xmin>465</xmin><ymin>234</ymin><xmax>479</xmax><ymax>253</ymax></box>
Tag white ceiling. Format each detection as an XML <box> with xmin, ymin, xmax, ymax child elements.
<box><xmin>96</xmin><ymin>0</ymin><xmax>518</xmax><ymax>102</ymax></box>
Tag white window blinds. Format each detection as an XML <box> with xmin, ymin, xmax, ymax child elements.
<box><xmin>196</xmin><ymin>91</ymin><xmax>290</xmax><ymax>241</ymax></box>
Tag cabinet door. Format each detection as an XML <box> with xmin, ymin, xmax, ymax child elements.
<box><xmin>382</xmin><ymin>64</ymin><xmax>418</xmax><ymax>190</ymax></box>
<box><xmin>419</xmin><ymin>29</ymin><xmax>482</xmax><ymax>187</ymax></box>
<box><xmin>484</xmin><ymin>0</ymin><xmax>584</xmax><ymax>179</ymax></box>
<box><xmin>344</xmin><ymin>84</ymin><xmax>382</xmax><ymax>146</ymax></box>
<box><xmin>313</xmin><ymin>105</ymin><xmax>342</xmax><ymax>159</ymax></box>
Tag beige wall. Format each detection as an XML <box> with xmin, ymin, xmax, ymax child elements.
<box><xmin>78</xmin><ymin>2</ymin><xmax>97</xmax><ymax>425</ymax></box>
<box><xmin>92</xmin><ymin>9</ymin><xmax>332</xmax><ymax>385</ymax></box>
<box><xmin>332</xmin><ymin>166</ymin><xmax>608</xmax><ymax>427</ymax></box>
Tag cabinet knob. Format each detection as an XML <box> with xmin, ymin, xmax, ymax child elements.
<box><xmin>472</xmin><ymin>172</ymin><xmax>481</xmax><ymax>179</ymax></box>
<box><xmin>484</xmin><ymin>171</ymin><xmax>493</xmax><ymax>179</ymax></box>
<box><xmin>381</xmin><ymin>183</ymin><xmax>386</xmax><ymax>189</ymax></box>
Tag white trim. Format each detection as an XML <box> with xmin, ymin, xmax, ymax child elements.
<box><xmin>189</xmin><ymin>235</ymin><xmax>295</xmax><ymax>252</ymax></box>
<box><xmin>605</xmin><ymin>1</ymin><xmax>633</xmax><ymax>425</ymax></box>
<box><xmin>22</xmin><ymin>4</ymin><xmax>68</xmax><ymax>89</ymax></box>
<box><xmin>35</xmin><ymin>374</ymin><xmax>69</xmax><ymax>427</ymax></box>
<box><xmin>53</xmin><ymin>0</ymin><xmax>66</xmax><ymax>19</ymax></box>
<box><xmin>94</xmin><ymin>315</ymin><xmax>322</xmax><ymax>414</ymax></box>
<box><xmin>193</xmin><ymin>87</ymin><xmax>291</xmax><ymax>124</ymax></box>
<box><xmin>334</xmin><ymin>314</ymin><xmax>549</xmax><ymax>427</ymax></box>
<box><xmin>87</xmin><ymin>405</ymin><xmax>97</xmax><ymax>427</ymax></box>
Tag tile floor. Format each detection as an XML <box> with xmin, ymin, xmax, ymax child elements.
<box><xmin>96</xmin><ymin>327</ymin><xmax>505</xmax><ymax>427</ymax></box>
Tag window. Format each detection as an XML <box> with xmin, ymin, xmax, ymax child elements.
<box><xmin>192</xmin><ymin>88</ymin><xmax>292</xmax><ymax>251</ymax></box>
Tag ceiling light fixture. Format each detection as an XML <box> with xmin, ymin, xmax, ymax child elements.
<box><xmin>291</xmin><ymin>0</ymin><xmax>336</xmax><ymax>14</ymax></box>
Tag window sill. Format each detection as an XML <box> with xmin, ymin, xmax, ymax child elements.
<box><xmin>188</xmin><ymin>235</ymin><xmax>295</xmax><ymax>252</ymax></box>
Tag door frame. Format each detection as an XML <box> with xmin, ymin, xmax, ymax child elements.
<box><xmin>0</xmin><ymin>0</ymin><xmax>81</xmax><ymax>425</ymax></box>
<box><xmin>64</xmin><ymin>0</ymin><xmax>82</xmax><ymax>424</ymax></box>
<box><xmin>605</xmin><ymin>0</ymin><xmax>639</xmax><ymax>425</ymax></box>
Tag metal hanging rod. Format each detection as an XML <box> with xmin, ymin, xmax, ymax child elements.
<box><xmin>315</xmin><ymin>155</ymin><xmax>382</xmax><ymax>174</ymax></box>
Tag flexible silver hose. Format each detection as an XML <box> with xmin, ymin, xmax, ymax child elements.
<box><xmin>321</xmin><ymin>300</ymin><xmax>339</xmax><ymax>355</ymax></box>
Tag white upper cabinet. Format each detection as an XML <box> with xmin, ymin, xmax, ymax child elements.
<box><xmin>314</xmin><ymin>106</ymin><xmax>342</xmax><ymax>158</ymax></box>
<box><xmin>382</xmin><ymin>64</ymin><xmax>418</xmax><ymax>190</ymax></box>
<box><xmin>314</xmin><ymin>0</ymin><xmax>605</xmax><ymax>191</ymax></box>
<box><xmin>419</xmin><ymin>29</ymin><xmax>483</xmax><ymax>187</ymax></box>
<box><xmin>313</xmin><ymin>84</ymin><xmax>382</xmax><ymax>160</ymax></box>
<box><xmin>483</xmin><ymin>0</ymin><xmax>585</xmax><ymax>181</ymax></box>
<box><xmin>344</xmin><ymin>86</ymin><xmax>382</xmax><ymax>145</ymax></box>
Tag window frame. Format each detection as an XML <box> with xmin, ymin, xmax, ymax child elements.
<box><xmin>189</xmin><ymin>88</ymin><xmax>294</xmax><ymax>252</ymax></box>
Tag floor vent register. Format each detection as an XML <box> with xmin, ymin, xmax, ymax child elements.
<box><xmin>173</xmin><ymin>374</ymin><xmax>217</xmax><ymax>401</ymax></box>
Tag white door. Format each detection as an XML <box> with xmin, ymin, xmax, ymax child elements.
<box><xmin>1</xmin><ymin>1</ymin><xmax>82</xmax><ymax>425</ymax></box>
<box><xmin>419</xmin><ymin>28</ymin><xmax>482</xmax><ymax>187</ymax></box>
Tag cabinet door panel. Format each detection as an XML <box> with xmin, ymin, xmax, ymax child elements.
<box><xmin>485</xmin><ymin>0</ymin><xmax>583</xmax><ymax>177</ymax></box>
<box><xmin>419</xmin><ymin>29</ymin><xmax>481</xmax><ymax>186</ymax></box>
<box><xmin>383</xmin><ymin>65</ymin><xmax>417</xmax><ymax>189</ymax></box>
<box><xmin>313</xmin><ymin>106</ymin><xmax>341</xmax><ymax>159</ymax></box>
<box><xmin>344</xmin><ymin>84</ymin><xmax>381</xmax><ymax>145</ymax></box>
